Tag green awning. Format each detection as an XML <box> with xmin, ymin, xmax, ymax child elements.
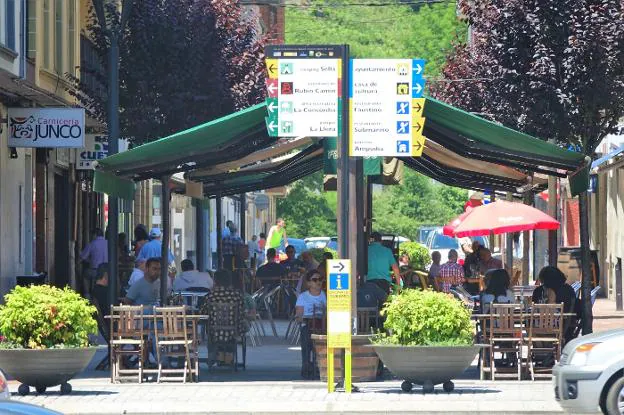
<box><xmin>97</xmin><ymin>102</ymin><xmax>271</xmax><ymax>180</ymax></box>
<box><xmin>93</xmin><ymin>170</ymin><xmax>136</xmax><ymax>201</ymax></box>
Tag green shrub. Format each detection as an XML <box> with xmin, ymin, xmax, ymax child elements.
<box><xmin>399</xmin><ymin>241</ymin><xmax>431</xmax><ymax>271</ymax></box>
<box><xmin>0</xmin><ymin>285</ymin><xmax>98</xmax><ymax>349</ymax></box>
<box><xmin>307</xmin><ymin>247</ymin><xmax>338</xmax><ymax>264</ymax></box>
<box><xmin>376</xmin><ymin>289</ymin><xmax>473</xmax><ymax>346</ymax></box>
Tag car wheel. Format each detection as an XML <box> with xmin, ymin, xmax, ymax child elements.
<box><xmin>605</xmin><ymin>376</ymin><xmax>624</xmax><ymax>415</ymax></box>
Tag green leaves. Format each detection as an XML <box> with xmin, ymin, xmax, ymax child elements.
<box><xmin>399</xmin><ymin>241</ymin><xmax>431</xmax><ymax>270</ymax></box>
<box><xmin>0</xmin><ymin>285</ymin><xmax>98</xmax><ymax>349</ymax></box>
<box><xmin>377</xmin><ymin>289</ymin><xmax>473</xmax><ymax>346</ymax></box>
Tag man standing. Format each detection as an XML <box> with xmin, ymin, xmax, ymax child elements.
<box><xmin>137</xmin><ymin>228</ymin><xmax>175</xmax><ymax>263</ymax></box>
<box><xmin>248</xmin><ymin>235</ymin><xmax>261</xmax><ymax>268</ymax></box>
<box><xmin>124</xmin><ymin>258</ymin><xmax>161</xmax><ymax>306</ymax></box>
<box><xmin>367</xmin><ymin>232</ymin><xmax>401</xmax><ymax>294</ymax></box>
<box><xmin>266</xmin><ymin>218</ymin><xmax>288</xmax><ymax>254</ymax></box>
<box><xmin>437</xmin><ymin>249</ymin><xmax>465</xmax><ymax>293</ymax></box>
<box><xmin>81</xmin><ymin>228</ymin><xmax>108</xmax><ymax>297</ymax></box>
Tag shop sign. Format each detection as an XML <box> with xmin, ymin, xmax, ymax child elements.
<box><xmin>78</xmin><ymin>134</ymin><xmax>108</xmax><ymax>170</ymax></box>
<box><xmin>8</xmin><ymin>107</ymin><xmax>85</xmax><ymax>148</ymax></box>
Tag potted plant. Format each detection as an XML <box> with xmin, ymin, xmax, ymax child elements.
<box><xmin>371</xmin><ymin>289</ymin><xmax>479</xmax><ymax>393</ymax></box>
<box><xmin>0</xmin><ymin>285</ymin><xmax>99</xmax><ymax>395</ymax></box>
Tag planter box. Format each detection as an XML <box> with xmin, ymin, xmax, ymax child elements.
<box><xmin>372</xmin><ymin>344</ymin><xmax>480</xmax><ymax>391</ymax></box>
<box><xmin>311</xmin><ymin>335</ymin><xmax>379</xmax><ymax>382</ymax></box>
<box><xmin>0</xmin><ymin>347</ymin><xmax>97</xmax><ymax>394</ymax></box>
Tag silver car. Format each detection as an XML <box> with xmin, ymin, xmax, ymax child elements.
<box><xmin>553</xmin><ymin>328</ymin><xmax>624</xmax><ymax>414</ymax></box>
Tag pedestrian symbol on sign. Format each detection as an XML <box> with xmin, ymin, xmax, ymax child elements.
<box><xmin>396</xmin><ymin>102</ymin><xmax>410</xmax><ymax>115</ymax></box>
<box><xmin>397</xmin><ymin>121</ymin><xmax>410</xmax><ymax>134</ymax></box>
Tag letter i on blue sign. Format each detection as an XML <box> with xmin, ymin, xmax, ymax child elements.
<box><xmin>330</xmin><ymin>274</ymin><xmax>349</xmax><ymax>290</ymax></box>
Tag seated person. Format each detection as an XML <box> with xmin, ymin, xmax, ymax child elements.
<box><xmin>480</xmin><ymin>268</ymin><xmax>513</xmax><ymax>313</ymax></box>
<box><xmin>463</xmin><ymin>241</ymin><xmax>482</xmax><ymax>295</ymax></box>
<box><xmin>299</xmin><ymin>251</ymin><xmax>319</xmax><ymax>272</ymax></box>
<box><xmin>91</xmin><ymin>263</ymin><xmax>111</xmax><ymax>339</ymax></box>
<box><xmin>256</xmin><ymin>248</ymin><xmax>287</xmax><ymax>288</ymax></box>
<box><xmin>428</xmin><ymin>251</ymin><xmax>442</xmax><ymax>290</ymax></box>
<box><xmin>203</xmin><ymin>269</ymin><xmax>246</xmax><ymax>365</ymax></box>
<box><xmin>173</xmin><ymin>259</ymin><xmax>214</xmax><ymax>292</ymax></box>
<box><xmin>296</xmin><ymin>270</ymin><xmax>327</xmax><ymax>379</ymax></box>
<box><xmin>478</xmin><ymin>248</ymin><xmax>503</xmax><ymax>275</ymax></box>
<box><xmin>282</xmin><ymin>245</ymin><xmax>304</xmax><ymax>273</ymax></box>
<box><xmin>532</xmin><ymin>266</ymin><xmax>576</xmax><ymax>344</ymax></box>
<box><xmin>123</xmin><ymin>258</ymin><xmax>161</xmax><ymax>307</ymax></box>
<box><xmin>437</xmin><ymin>249</ymin><xmax>465</xmax><ymax>293</ymax></box>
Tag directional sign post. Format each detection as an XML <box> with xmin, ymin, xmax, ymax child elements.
<box><xmin>265</xmin><ymin>45</ymin><xmax>343</xmax><ymax>137</ymax></box>
<box><xmin>350</xmin><ymin>59</ymin><xmax>427</xmax><ymax>157</ymax></box>
<box><xmin>326</xmin><ymin>259</ymin><xmax>352</xmax><ymax>393</ymax></box>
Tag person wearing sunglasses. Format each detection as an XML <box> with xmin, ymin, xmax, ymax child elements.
<box><xmin>296</xmin><ymin>270</ymin><xmax>327</xmax><ymax>379</ymax></box>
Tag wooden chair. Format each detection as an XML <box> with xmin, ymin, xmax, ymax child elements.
<box><xmin>482</xmin><ymin>304</ymin><xmax>524</xmax><ymax>381</ymax></box>
<box><xmin>357</xmin><ymin>306</ymin><xmax>381</xmax><ymax>334</ymax></box>
<box><xmin>109</xmin><ymin>305</ymin><xmax>145</xmax><ymax>383</ymax></box>
<box><xmin>153</xmin><ymin>306</ymin><xmax>197</xmax><ymax>383</ymax></box>
<box><xmin>206</xmin><ymin>302</ymin><xmax>246</xmax><ymax>371</ymax></box>
<box><xmin>525</xmin><ymin>303</ymin><xmax>564</xmax><ymax>380</ymax></box>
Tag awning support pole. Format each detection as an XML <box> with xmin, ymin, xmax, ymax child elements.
<box><xmin>579</xmin><ymin>190</ymin><xmax>593</xmax><ymax>334</ymax></box>
<box><xmin>196</xmin><ymin>200</ymin><xmax>205</xmax><ymax>272</ymax></box>
<box><xmin>522</xmin><ymin>193</ymin><xmax>531</xmax><ymax>284</ymax></box>
<box><xmin>506</xmin><ymin>192</ymin><xmax>514</xmax><ymax>275</ymax></box>
<box><xmin>240</xmin><ymin>193</ymin><xmax>246</xmax><ymax>243</ymax></box>
<box><xmin>216</xmin><ymin>193</ymin><xmax>223</xmax><ymax>270</ymax></box>
<box><xmin>548</xmin><ymin>173</ymin><xmax>558</xmax><ymax>266</ymax></box>
<box><xmin>160</xmin><ymin>175</ymin><xmax>170</xmax><ymax>306</ymax></box>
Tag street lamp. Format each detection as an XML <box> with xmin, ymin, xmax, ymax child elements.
<box><xmin>93</xmin><ymin>0</ymin><xmax>134</xmax><ymax>307</ymax></box>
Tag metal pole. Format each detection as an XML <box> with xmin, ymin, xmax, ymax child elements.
<box><xmin>240</xmin><ymin>193</ymin><xmax>246</xmax><ymax>243</ymax></box>
<box><xmin>195</xmin><ymin>200</ymin><xmax>205</xmax><ymax>272</ymax></box>
<box><xmin>506</xmin><ymin>192</ymin><xmax>514</xmax><ymax>275</ymax></box>
<box><xmin>160</xmin><ymin>176</ymin><xmax>170</xmax><ymax>306</ymax></box>
<box><xmin>216</xmin><ymin>193</ymin><xmax>223</xmax><ymax>269</ymax></box>
<box><xmin>579</xmin><ymin>190</ymin><xmax>593</xmax><ymax>334</ymax></box>
<box><xmin>548</xmin><ymin>175</ymin><xmax>558</xmax><ymax>266</ymax></box>
<box><xmin>107</xmin><ymin>32</ymin><xmax>120</xmax><ymax>307</ymax></box>
<box><xmin>337</xmin><ymin>45</ymin><xmax>350</xmax><ymax>261</ymax></box>
<box><xmin>522</xmin><ymin>193</ymin><xmax>531</xmax><ymax>285</ymax></box>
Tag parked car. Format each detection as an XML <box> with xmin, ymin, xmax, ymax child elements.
<box><xmin>304</xmin><ymin>237</ymin><xmax>331</xmax><ymax>250</ymax></box>
<box><xmin>424</xmin><ymin>228</ymin><xmax>489</xmax><ymax>264</ymax></box>
<box><xmin>553</xmin><ymin>328</ymin><xmax>624</xmax><ymax>414</ymax></box>
<box><xmin>417</xmin><ymin>226</ymin><xmax>437</xmax><ymax>244</ymax></box>
<box><xmin>0</xmin><ymin>370</ymin><xmax>9</xmax><ymax>400</ymax></box>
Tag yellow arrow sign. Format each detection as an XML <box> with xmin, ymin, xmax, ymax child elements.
<box><xmin>412</xmin><ymin>98</ymin><xmax>425</xmax><ymax>117</ymax></box>
<box><xmin>412</xmin><ymin>134</ymin><xmax>426</xmax><ymax>157</ymax></box>
<box><xmin>265</xmin><ymin>59</ymin><xmax>278</xmax><ymax>79</ymax></box>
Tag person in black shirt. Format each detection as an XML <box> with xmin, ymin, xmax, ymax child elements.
<box><xmin>532</xmin><ymin>266</ymin><xmax>576</xmax><ymax>344</ymax></box>
<box><xmin>256</xmin><ymin>248</ymin><xmax>287</xmax><ymax>287</ymax></box>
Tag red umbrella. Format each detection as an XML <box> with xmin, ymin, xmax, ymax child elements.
<box><xmin>445</xmin><ymin>200</ymin><xmax>560</xmax><ymax>238</ymax></box>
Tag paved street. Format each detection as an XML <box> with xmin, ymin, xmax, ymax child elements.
<box><xmin>13</xmin><ymin>378</ymin><xmax>563</xmax><ymax>415</ymax></box>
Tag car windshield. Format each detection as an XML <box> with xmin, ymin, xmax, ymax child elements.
<box><xmin>431</xmin><ymin>233</ymin><xmax>459</xmax><ymax>250</ymax></box>
<box><xmin>305</xmin><ymin>240</ymin><xmax>328</xmax><ymax>250</ymax></box>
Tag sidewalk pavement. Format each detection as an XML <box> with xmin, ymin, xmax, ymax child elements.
<box><xmin>12</xmin><ymin>378</ymin><xmax>564</xmax><ymax>414</ymax></box>
<box><xmin>593</xmin><ymin>298</ymin><xmax>624</xmax><ymax>332</ymax></box>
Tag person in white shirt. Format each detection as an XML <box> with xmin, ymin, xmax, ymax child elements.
<box><xmin>172</xmin><ymin>259</ymin><xmax>214</xmax><ymax>291</ymax></box>
<box><xmin>128</xmin><ymin>258</ymin><xmax>146</xmax><ymax>287</ymax></box>
<box><xmin>296</xmin><ymin>270</ymin><xmax>327</xmax><ymax>378</ymax></box>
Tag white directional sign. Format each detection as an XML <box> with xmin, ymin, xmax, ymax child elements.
<box><xmin>273</xmin><ymin>58</ymin><xmax>341</xmax><ymax>137</ymax></box>
<box><xmin>350</xmin><ymin>59</ymin><xmax>426</xmax><ymax>157</ymax></box>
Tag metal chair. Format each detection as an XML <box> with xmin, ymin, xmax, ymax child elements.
<box><xmin>109</xmin><ymin>305</ymin><xmax>145</xmax><ymax>383</ymax></box>
<box><xmin>153</xmin><ymin>306</ymin><xmax>197</xmax><ymax>383</ymax></box>
<box><xmin>525</xmin><ymin>303</ymin><xmax>564</xmax><ymax>380</ymax></box>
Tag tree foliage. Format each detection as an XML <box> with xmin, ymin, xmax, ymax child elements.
<box><xmin>73</xmin><ymin>0</ymin><xmax>266</xmax><ymax>145</ymax></box>
<box><xmin>372</xmin><ymin>170</ymin><xmax>466</xmax><ymax>239</ymax></box>
<box><xmin>279</xmin><ymin>1</ymin><xmax>469</xmax><ymax>239</ymax></box>
<box><xmin>286</xmin><ymin>0</ymin><xmax>467</xmax><ymax>74</ymax></box>
<box><xmin>431</xmin><ymin>0</ymin><xmax>624</xmax><ymax>152</ymax></box>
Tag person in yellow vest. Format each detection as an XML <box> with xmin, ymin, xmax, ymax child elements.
<box><xmin>266</xmin><ymin>218</ymin><xmax>288</xmax><ymax>257</ymax></box>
